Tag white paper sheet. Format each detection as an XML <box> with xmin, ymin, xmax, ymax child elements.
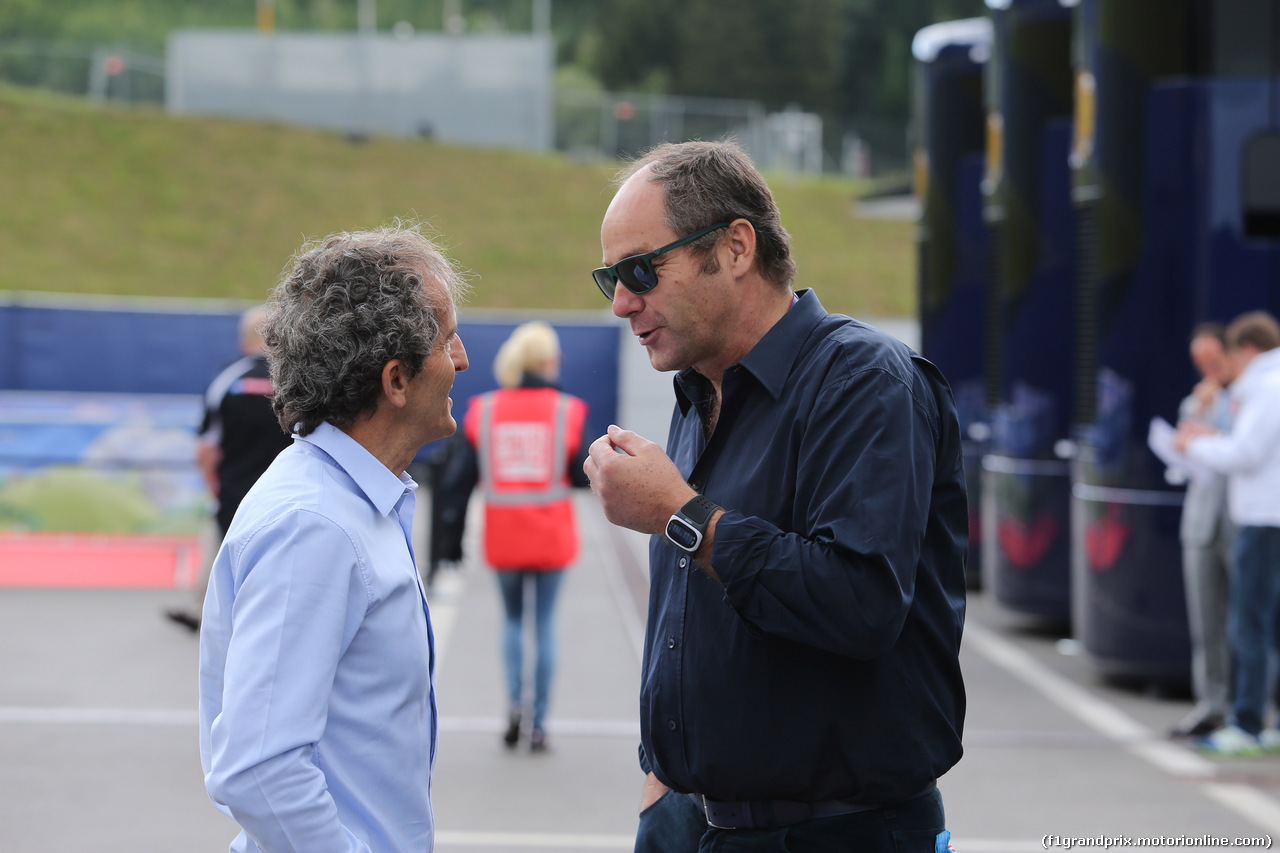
<box><xmin>1147</xmin><ymin>416</ymin><xmax>1216</xmax><ymax>483</ymax></box>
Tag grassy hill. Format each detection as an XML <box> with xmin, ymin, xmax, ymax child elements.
<box><xmin>0</xmin><ymin>84</ymin><xmax>916</xmax><ymax>317</ymax></box>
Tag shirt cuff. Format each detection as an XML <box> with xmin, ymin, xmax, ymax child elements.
<box><xmin>710</xmin><ymin>511</ymin><xmax>776</xmax><ymax>605</ymax></box>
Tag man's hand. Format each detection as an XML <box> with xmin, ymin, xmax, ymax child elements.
<box><xmin>1187</xmin><ymin>376</ymin><xmax>1218</xmax><ymax>407</ymax></box>
<box><xmin>1189</xmin><ymin>377</ymin><xmax>1223</xmax><ymax>412</ymax></box>
<box><xmin>1174</xmin><ymin>420</ymin><xmax>1217</xmax><ymax>453</ymax></box>
<box><xmin>584</xmin><ymin>425</ymin><xmax>695</xmax><ymax>535</ymax></box>
<box><xmin>196</xmin><ymin>441</ymin><xmax>221</xmax><ymax>497</ymax></box>
<box><xmin>638</xmin><ymin>772</ymin><xmax>670</xmax><ymax>815</ymax></box>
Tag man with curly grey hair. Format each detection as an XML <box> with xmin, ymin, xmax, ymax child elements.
<box><xmin>199</xmin><ymin>224</ymin><xmax>469</xmax><ymax>853</ymax></box>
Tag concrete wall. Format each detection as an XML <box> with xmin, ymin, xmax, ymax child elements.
<box><xmin>166</xmin><ymin>30</ymin><xmax>553</xmax><ymax>150</ymax></box>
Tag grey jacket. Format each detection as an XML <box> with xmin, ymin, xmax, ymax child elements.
<box><xmin>1178</xmin><ymin>391</ymin><xmax>1233</xmax><ymax>547</ymax></box>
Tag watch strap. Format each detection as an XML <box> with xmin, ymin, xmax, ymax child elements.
<box><xmin>677</xmin><ymin>494</ymin><xmax>720</xmax><ymax>526</ymax></box>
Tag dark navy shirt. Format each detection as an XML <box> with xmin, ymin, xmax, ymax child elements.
<box><xmin>639</xmin><ymin>289</ymin><xmax>967</xmax><ymax>805</ymax></box>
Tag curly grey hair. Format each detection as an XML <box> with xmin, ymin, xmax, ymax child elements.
<box><xmin>263</xmin><ymin>224</ymin><xmax>469</xmax><ymax>436</ymax></box>
<box><xmin>617</xmin><ymin>139</ymin><xmax>796</xmax><ymax>288</ymax></box>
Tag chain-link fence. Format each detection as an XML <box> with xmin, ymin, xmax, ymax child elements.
<box><xmin>835</xmin><ymin>114</ymin><xmax>910</xmax><ymax>177</ymax></box>
<box><xmin>556</xmin><ymin>89</ymin><xmax>769</xmax><ymax>162</ymax></box>
<box><xmin>557</xmin><ymin>91</ymin><xmax>844</xmax><ymax>176</ymax></box>
<box><xmin>0</xmin><ymin>38</ymin><xmax>904</xmax><ymax>175</ymax></box>
<box><xmin>0</xmin><ymin>40</ymin><xmax>165</xmax><ymax>105</ymax></box>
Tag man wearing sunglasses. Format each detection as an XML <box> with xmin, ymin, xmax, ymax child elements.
<box><xmin>585</xmin><ymin>140</ymin><xmax>968</xmax><ymax>853</ymax></box>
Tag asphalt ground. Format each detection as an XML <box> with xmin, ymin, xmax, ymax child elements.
<box><xmin>6</xmin><ymin>494</ymin><xmax>1280</xmax><ymax>852</ymax></box>
<box><xmin>6</xmin><ymin>321</ymin><xmax>1280</xmax><ymax>852</ymax></box>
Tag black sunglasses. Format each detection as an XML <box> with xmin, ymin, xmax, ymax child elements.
<box><xmin>592</xmin><ymin>222</ymin><xmax>732</xmax><ymax>300</ymax></box>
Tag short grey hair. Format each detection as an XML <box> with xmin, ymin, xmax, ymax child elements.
<box><xmin>263</xmin><ymin>224</ymin><xmax>469</xmax><ymax>436</ymax></box>
<box><xmin>617</xmin><ymin>139</ymin><xmax>796</xmax><ymax>288</ymax></box>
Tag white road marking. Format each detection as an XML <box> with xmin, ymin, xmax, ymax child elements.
<box><xmin>432</xmin><ymin>830</ymin><xmax>1044</xmax><ymax>852</ymax></box>
<box><xmin>0</xmin><ymin>707</ymin><xmax>641</xmax><ymax>737</ymax></box>
<box><xmin>437</xmin><ymin>716</ymin><xmax>638</xmax><ymax>737</ymax></box>
<box><xmin>434</xmin><ymin>829</ymin><xmax>632</xmax><ymax>849</ymax></box>
<box><xmin>1202</xmin><ymin>784</ymin><xmax>1280</xmax><ymax>835</ymax></box>
<box><xmin>0</xmin><ymin>706</ymin><xmax>198</xmax><ymax>725</ymax></box>
<box><xmin>966</xmin><ymin>621</ymin><xmax>1280</xmax><ymax>833</ymax></box>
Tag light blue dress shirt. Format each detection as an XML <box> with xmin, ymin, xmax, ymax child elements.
<box><xmin>200</xmin><ymin>422</ymin><xmax>437</xmax><ymax>853</ymax></box>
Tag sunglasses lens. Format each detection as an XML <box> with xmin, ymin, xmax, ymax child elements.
<box><xmin>617</xmin><ymin>259</ymin><xmax>658</xmax><ymax>294</ymax></box>
<box><xmin>592</xmin><ymin>269</ymin><xmax>617</xmax><ymax>300</ymax></box>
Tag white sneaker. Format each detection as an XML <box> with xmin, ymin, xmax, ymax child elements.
<box><xmin>1196</xmin><ymin>725</ymin><xmax>1262</xmax><ymax>757</ymax></box>
<box><xmin>1257</xmin><ymin>729</ymin><xmax>1280</xmax><ymax>753</ymax></box>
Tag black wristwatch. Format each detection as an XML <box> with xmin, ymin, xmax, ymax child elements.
<box><xmin>665</xmin><ymin>495</ymin><xmax>721</xmax><ymax>554</ymax></box>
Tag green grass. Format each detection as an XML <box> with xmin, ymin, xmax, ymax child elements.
<box><xmin>0</xmin><ymin>83</ymin><xmax>916</xmax><ymax>317</ymax></box>
<box><xmin>0</xmin><ymin>466</ymin><xmax>167</xmax><ymax>533</ymax></box>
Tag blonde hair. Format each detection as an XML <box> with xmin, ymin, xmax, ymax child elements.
<box><xmin>494</xmin><ymin>321</ymin><xmax>561</xmax><ymax>388</ymax></box>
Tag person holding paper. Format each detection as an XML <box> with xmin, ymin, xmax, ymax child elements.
<box><xmin>1177</xmin><ymin>312</ymin><xmax>1280</xmax><ymax>756</ymax></box>
<box><xmin>1168</xmin><ymin>323</ymin><xmax>1238</xmax><ymax>738</ymax></box>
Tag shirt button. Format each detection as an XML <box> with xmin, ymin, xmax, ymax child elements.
<box><xmin>678</xmin><ymin>557</ymin><xmax>688</xmax><ymax>569</ymax></box>
<box><xmin>667</xmin><ymin>637</ymin><xmax>676</xmax><ymax>649</ymax></box>
<box><xmin>667</xmin><ymin>719</ymin><xmax>678</xmax><ymax>731</ymax></box>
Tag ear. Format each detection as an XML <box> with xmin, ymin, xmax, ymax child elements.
<box><xmin>381</xmin><ymin>359</ymin><xmax>411</xmax><ymax>409</ymax></box>
<box><xmin>725</xmin><ymin>218</ymin><xmax>757</xmax><ymax>278</ymax></box>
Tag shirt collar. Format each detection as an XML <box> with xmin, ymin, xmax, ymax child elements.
<box><xmin>674</xmin><ymin>288</ymin><xmax>826</xmax><ymax>413</ymax></box>
<box><xmin>299</xmin><ymin>421</ymin><xmax>418</xmax><ymax>517</ymax></box>
<box><xmin>1247</xmin><ymin>346</ymin><xmax>1280</xmax><ymax>378</ymax></box>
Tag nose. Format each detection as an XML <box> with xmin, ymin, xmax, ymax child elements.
<box><xmin>452</xmin><ymin>335</ymin><xmax>469</xmax><ymax>372</ymax></box>
<box><xmin>611</xmin><ymin>284</ymin><xmax>643</xmax><ymax>318</ymax></box>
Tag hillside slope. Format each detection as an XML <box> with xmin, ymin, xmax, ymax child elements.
<box><xmin>0</xmin><ymin>85</ymin><xmax>915</xmax><ymax>316</ymax></box>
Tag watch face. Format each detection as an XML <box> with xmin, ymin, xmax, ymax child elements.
<box><xmin>666</xmin><ymin>518</ymin><xmax>700</xmax><ymax>551</ymax></box>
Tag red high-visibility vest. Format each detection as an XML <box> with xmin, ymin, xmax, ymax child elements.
<box><xmin>464</xmin><ymin>387</ymin><xmax>588</xmax><ymax>570</ymax></box>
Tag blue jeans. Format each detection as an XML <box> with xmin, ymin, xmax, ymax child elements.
<box><xmin>635</xmin><ymin>788</ymin><xmax>947</xmax><ymax>853</ymax></box>
<box><xmin>1229</xmin><ymin>526</ymin><xmax>1280</xmax><ymax>735</ymax></box>
<box><xmin>495</xmin><ymin>569</ymin><xmax>565</xmax><ymax>731</ymax></box>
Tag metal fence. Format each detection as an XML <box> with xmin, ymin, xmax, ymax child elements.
<box><xmin>557</xmin><ymin>91</ymin><xmax>833</xmax><ymax>176</ymax></box>
<box><xmin>0</xmin><ymin>37</ymin><xmax>902</xmax><ymax>174</ymax></box>
<box><xmin>557</xmin><ymin>90</ymin><xmax>767</xmax><ymax>162</ymax></box>
<box><xmin>0</xmin><ymin>40</ymin><xmax>165</xmax><ymax>104</ymax></box>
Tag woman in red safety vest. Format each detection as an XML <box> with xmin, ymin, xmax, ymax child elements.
<box><xmin>452</xmin><ymin>321</ymin><xmax>591</xmax><ymax>752</ymax></box>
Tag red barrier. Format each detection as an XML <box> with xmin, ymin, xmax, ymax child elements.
<box><xmin>0</xmin><ymin>532</ymin><xmax>201</xmax><ymax>589</ymax></box>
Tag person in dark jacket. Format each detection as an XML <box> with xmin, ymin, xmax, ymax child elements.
<box><xmin>165</xmin><ymin>306</ymin><xmax>292</xmax><ymax>632</ymax></box>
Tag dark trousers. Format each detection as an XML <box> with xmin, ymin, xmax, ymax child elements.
<box><xmin>1229</xmin><ymin>525</ymin><xmax>1280</xmax><ymax>735</ymax></box>
<box><xmin>635</xmin><ymin>788</ymin><xmax>947</xmax><ymax>853</ymax></box>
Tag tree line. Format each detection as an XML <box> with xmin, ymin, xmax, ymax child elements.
<box><xmin>1</xmin><ymin>0</ymin><xmax>986</xmax><ymax>161</ymax></box>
